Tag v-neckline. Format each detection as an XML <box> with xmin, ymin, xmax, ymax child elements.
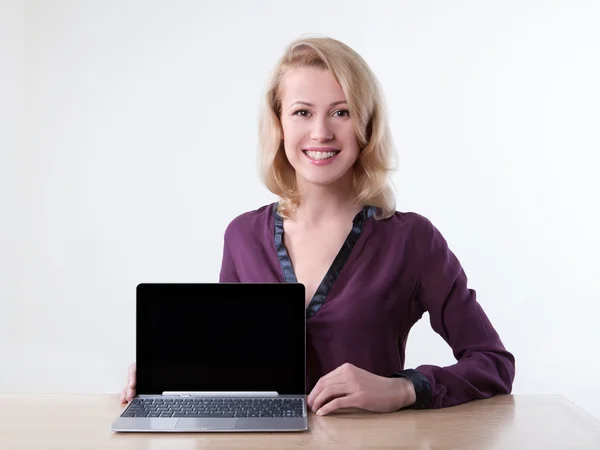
<box><xmin>272</xmin><ymin>203</ymin><xmax>376</xmax><ymax>319</ymax></box>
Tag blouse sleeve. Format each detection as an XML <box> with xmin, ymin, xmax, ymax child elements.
<box><xmin>393</xmin><ymin>217</ymin><xmax>516</xmax><ymax>409</ymax></box>
<box><xmin>219</xmin><ymin>225</ymin><xmax>240</xmax><ymax>282</ymax></box>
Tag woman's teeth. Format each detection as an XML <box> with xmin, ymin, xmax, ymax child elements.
<box><xmin>304</xmin><ymin>151</ymin><xmax>338</xmax><ymax>160</ymax></box>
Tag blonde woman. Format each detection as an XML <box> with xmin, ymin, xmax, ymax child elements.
<box><xmin>122</xmin><ymin>36</ymin><xmax>515</xmax><ymax>416</ymax></box>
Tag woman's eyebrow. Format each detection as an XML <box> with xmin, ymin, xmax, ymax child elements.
<box><xmin>289</xmin><ymin>100</ymin><xmax>347</xmax><ymax>109</ymax></box>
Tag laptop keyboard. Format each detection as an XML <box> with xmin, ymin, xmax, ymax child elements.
<box><xmin>123</xmin><ymin>397</ymin><xmax>305</xmax><ymax>418</ymax></box>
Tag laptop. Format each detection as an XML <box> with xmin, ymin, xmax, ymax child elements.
<box><xmin>110</xmin><ymin>282</ymin><xmax>308</xmax><ymax>432</ymax></box>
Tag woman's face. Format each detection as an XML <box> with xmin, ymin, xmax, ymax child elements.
<box><xmin>279</xmin><ymin>67</ymin><xmax>360</xmax><ymax>189</ymax></box>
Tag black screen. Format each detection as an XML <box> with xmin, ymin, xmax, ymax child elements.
<box><xmin>136</xmin><ymin>283</ymin><xmax>306</xmax><ymax>395</ymax></box>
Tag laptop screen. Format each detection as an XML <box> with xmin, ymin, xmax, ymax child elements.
<box><xmin>136</xmin><ymin>283</ymin><xmax>306</xmax><ymax>396</ymax></box>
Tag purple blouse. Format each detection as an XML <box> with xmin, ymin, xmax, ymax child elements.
<box><xmin>219</xmin><ymin>203</ymin><xmax>515</xmax><ymax>409</ymax></box>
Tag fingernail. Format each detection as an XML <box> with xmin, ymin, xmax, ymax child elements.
<box><xmin>316</xmin><ymin>409</ymin><xmax>323</xmax><ymax>416</ymax></box>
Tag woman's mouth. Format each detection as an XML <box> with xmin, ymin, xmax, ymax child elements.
<box><xmin>302</xmin><ymin>149</ymin><xmax>341</xmax><ymax>165</ymax></box>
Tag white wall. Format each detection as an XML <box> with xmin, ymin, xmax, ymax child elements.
<box><xmin>2</xmin><ymin>0</ymin><xmax>599</xmax><ymax>419</ymax></box>
<box><xmin>1</xmin><ymin>0</ymin><xmax>26</xmax><ymax>391</ymax></box>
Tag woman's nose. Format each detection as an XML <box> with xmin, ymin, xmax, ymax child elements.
<box><xmin>310</xmin><ymin>118</ymin><xmax>334</xmax><ymax>142</ymax></box>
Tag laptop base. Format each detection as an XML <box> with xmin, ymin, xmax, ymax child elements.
<box><xmin>110</xmin><ymin>416</ymin><xmax>308</xmax><ymax>432</ymax></box>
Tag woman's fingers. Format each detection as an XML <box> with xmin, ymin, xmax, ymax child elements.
<box><xmin>126</xmin><ymin>387</ymin><xmax>135</xmax><ymax>402</ymax></box>
<box><xmin>128</xmin><ymin>363</ymin><xmax>136</xmax><ymax>388</ymax></box>
<box><xmin>119</xmin><ymin>363</ymin><xmax>137</xmax><ymax>404</ymax></box>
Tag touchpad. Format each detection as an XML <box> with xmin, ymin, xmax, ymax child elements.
<box><xmin>175</xmin><ymin>418</ymin><xmax>237</xmax><ymax>430</ymax></box>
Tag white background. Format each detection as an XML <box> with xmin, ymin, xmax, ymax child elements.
<box><xmin>2</xmin><ymin>0</ymin><xmax>599</xmax><ymax>419</ymax></box>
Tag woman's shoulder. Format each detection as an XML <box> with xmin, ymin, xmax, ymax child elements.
<box><xmin>379</xmin><ymin>209</ymin><xmax>436</xmax><ymax>235</ymax></box>
<box><xmin>223</xmin><ymin>203</ymin><xmax>275</xmax><ymax>238</ymax></box>
<box><xmin>377</xmin><ymin>209</ymin><xmax>453</xmax><ymax>255</ymax></box>
<box><xmin>371</xmin><ymin>208</ymin><xmax>453</xmax><ymax>254</ymax></box>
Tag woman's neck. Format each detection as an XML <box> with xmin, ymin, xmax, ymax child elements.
<box><xmin>291</xmin><ymin>175</ymin><xmax>362</xmax><ymax>227</ymax></box>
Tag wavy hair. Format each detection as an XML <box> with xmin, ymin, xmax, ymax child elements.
<box><xmin>258</xmin><ymin>36</ymin><xmax>397</xmax><ymax>219</ymax></box>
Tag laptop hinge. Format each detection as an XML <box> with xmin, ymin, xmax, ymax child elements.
<box><xmin>162</xmin><ymin>391</ymin><xmax>279</xmax><ymax>397</ymax></box>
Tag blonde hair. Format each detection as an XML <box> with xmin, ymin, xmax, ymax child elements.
<box><xmin>258</xmin><ymin>35</ymin><xmax>397</xmax><ymax>219</ymax></box>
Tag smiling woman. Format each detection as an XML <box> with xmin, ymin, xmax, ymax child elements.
<box><xmin>122</xmin><ymin>35</ymin><xmax>516</xmax><ymax>418</ymax></box>
<box><xmin>219</xmin><ymin>35</ymin><xmax>515</xmax><ymax>415</ymax></box>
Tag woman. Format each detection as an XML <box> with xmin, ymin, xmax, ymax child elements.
<box><xmin>122</xmin><ymin>36</ymin><xmax>515</xmax><ymax>416</ymax></box>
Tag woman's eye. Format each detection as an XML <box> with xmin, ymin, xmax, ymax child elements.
<box><xmin>334</xmin><ymin>110</ymin><xmax>350</xmax><ymax>117</ymax></box>
<box><xmin>294</xmin><ymin>110</ymin><xmax>310</xmax><ymax>117</ymax></box>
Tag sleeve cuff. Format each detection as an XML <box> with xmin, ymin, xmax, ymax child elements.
<box><xmin>389</xmin><ymin>369</ymin><xmax>433</xmax><ymax>410</ymax></box>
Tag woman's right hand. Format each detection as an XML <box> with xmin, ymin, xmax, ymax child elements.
<box><xmin>119</xmin><ymin>362</ymin><xmax>136</xmax><ymax>403</ymax></box>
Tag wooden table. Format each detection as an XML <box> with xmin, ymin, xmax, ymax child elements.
<box><xmin>1</xmin><ymin>394</ymin><xmax>599</xmax><ymax>449</ymax></box>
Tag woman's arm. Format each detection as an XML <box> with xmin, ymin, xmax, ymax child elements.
<box><xmin>219</xmin><ymin>226</ymin><xmax>240</xmax><ymax>282</ymax></box>
<box><xmin>395</xmin><ymin>217</ymin><xmax>516</xmax><ymax>409</ymax></box>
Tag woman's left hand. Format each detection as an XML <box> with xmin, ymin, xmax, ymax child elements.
<box><xmin>307</xmin><ymin>363</ymin><xmax>417</xmax><ymax>416</ymax></box>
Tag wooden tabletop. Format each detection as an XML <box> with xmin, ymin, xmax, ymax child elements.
<box><xmin>1</xmin><ymin>394</ymin><xmax>599</xmax><ymax>449</ymax></box>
